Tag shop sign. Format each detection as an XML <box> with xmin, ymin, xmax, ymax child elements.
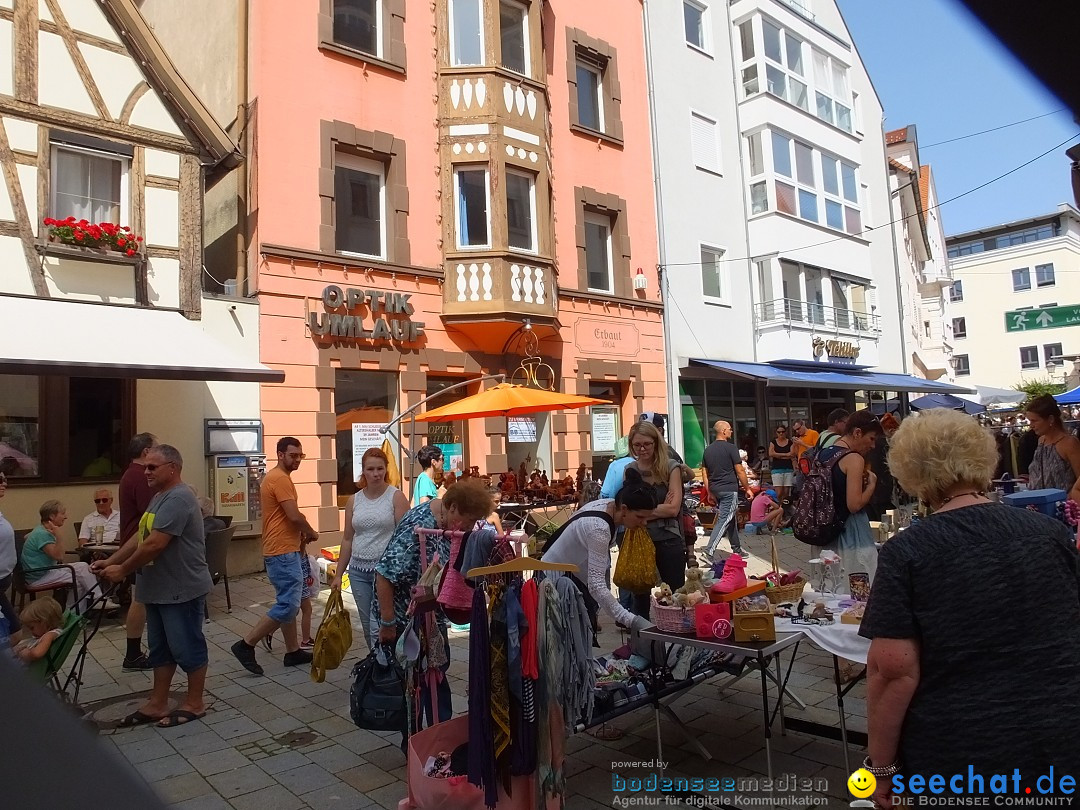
<box><xmin>310</xmin><ymin>285</ymin><xmax>425</xmax><ymax>344</ymax></box>
<box><xmin>812</xmin><ymin>336</ymin><xmax>860</xmax><ymax>359</ymax></box>
<box><xmin>508</xmin><ymin>416</ymin><xmax>537</xmax><ymax>443</ymax></box>
<box><xmin>591</xmin><ymin>407</ymin><xmax>619</xmax><ymax>454</ymax></box>
<box><xmin>573</xmin><ymin>318</ymin><xmax>640</xmax><ymax>357</ymax></box>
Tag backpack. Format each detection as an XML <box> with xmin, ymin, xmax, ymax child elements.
<box><xmin>791</xmin><ymin>448</ymin><xmax>852</xmax><ymax>546</ymax></box>
<box><xmin>540</xmin><ymin>509</ymin><xmax>615</xmax><ymax>556</ymax></box>
<box><xmin>798</xmin><ymin>430</ymin><xmax>835</xmax><ymax>476</ymax></box>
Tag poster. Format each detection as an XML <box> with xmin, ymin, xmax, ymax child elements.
<box><xmin>508</xmin><ymin>416</ymin><xmax>537</xmax><ymax>443</ymax></box>
<box><xmin>591</xmin><ymin>408</ymin><xmax>618</xmax><ymax>454</ymax></box>
<box><xmin>352</xmin><ymin>422</ymin><xmax>388</xmax><ymax>482</ymax></box>
<box><xmin>435</xmin><ymin>442</ymin><xmax>464</xmax><ymax>474</ymax></box>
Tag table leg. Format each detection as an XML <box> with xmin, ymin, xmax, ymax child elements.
<box><xmin>654</xmin><ymin>703</ymin><xmax>665</xmax><ymax>778</ymax></box>
<box><xmin>658</xmin><ymin>704</ymin><xmax>713</xmax><ymax>761</ymax></box>
<box><xmin>758</xmin><ymin>654</ymin><xmax>774</xmax><ymax>784</ymax></box>
<box><xmin>774</xmin><ymin>653</ymin><xmax>787</xmax><ymax>735</ymax></box>
<box><xmin>833</xmin><ymin>655</ymin><xmax>852</xmax><ymax>775</ymax></box>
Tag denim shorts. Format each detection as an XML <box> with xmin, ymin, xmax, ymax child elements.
<box><xmin>771</xmin><ymin>470</ymin><xmax>794</xmax><ymax>487</ymax></box>
<box><xmin>146</xmin><ymin>597</ymin><xmax>208</xmax><ymax>673</ymax></box>
<box><xmin>265</xmin><ymin>551</ymin><xmax>302</xmax><ymax>623</ymax></box>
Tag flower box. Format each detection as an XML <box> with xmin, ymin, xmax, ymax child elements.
<box><xmin>42</xmin><ymin>217</ymin><xmax>144</xmax><ymax>257</ymax></box>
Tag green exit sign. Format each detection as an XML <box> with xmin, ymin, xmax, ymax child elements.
<box><xmin>1004</xmin><ymin>305</ymin><xmax>1080</xmax><ymax>332</ymax></box>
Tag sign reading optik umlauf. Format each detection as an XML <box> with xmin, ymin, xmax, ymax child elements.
<box><xmin>309</xmin><ymin>284</ymin><xmax>426</xmax><ymax>344</ymax></box>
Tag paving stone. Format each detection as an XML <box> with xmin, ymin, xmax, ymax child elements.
<box><xmin>205</xmin><ymin>708</ymin><xmax>244</xmax><ymax>726</ymax></box>
<box><xmin>149</xmin><ymin>772</ymin><xmax>215</xmax><ymax>804</ymax></box>
<box><xmin>339</xmin><ymin>764</ymin><xmax>396</xmax><ymax>794</ymax></box>
<box><xmin>206</xmin><ymin>764</ymin><xmax>277</xmax><ymax>799</ymax></box>
<box><xmin>266</xmin><ymin>691</ymin><xmax>313</xmax><ymax>711</ymax></box>
<box><xmin>361</xmin><ymin>780</ymin><xmax>408</xmax><ymax>810</ymax></box>
<box><xmin>212</xmin><ymin>717</ymin><xmax>266</xmax><ymax>740</ymax></box>
<box><xmin>134</xmin><ymin>752</ymin><xmax>195</xmax><ymax>782</ymax></box>
<box><xmin>335</xmin><ymin>728</ymin><xmax>391</xmax><ymax>756</ymax></box>
<box><xmin>309</xmin><ymin>715</ymin><xmax>355</xmax><ymax>738</ymax></box>
<box><xmin>357</xmin><ymin>744</ymin><xmax>405</xmax><ymax>772</ymax></box>
<box><xmin>169</xmin><ymin>794</ymin><xmax>233</xmax><ymax>810</ymax></box>
<box><xmin>272</xmin><ymin>763</ymin><xmax>339</xmax><ymax>794</ymax></box>
<box><xmin>187</xmin><ymin>747</ymin><xmax>253</xmax><ymax>777</ymax></box>
<box><xmin>116</xmin><ymin>735</ymin><xmax>176</xmax><ymax>764</ymax></box>
<box><xmin>256</xmin><ymin>751</ymin><xmax>313</xmax><ymax>775</ymax></box>
<box><xmin>288</xmin><ymin>704</ymin><xmax>334</xmax><ymax>724</ymax></box>
<box><xmin>299</xmin><ymin>782</ymin><xmax>371</xmax><ymax>808</ymax></box>
<box><xmin>226</xmin><ymin>784</ymin><xmax>308</xmax><ymax>810</ymax></box>
<box><xmin>303</xmin><ymin>743</ymin><xmax>363</xmax><ymax>775</ymax></box>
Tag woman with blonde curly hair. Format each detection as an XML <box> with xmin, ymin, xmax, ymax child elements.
<box><xmin>860</xmin><ymin>409</ymin><xmax>1080</xmax><ymax>807</ymax></box>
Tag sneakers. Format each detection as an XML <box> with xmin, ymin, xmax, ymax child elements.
<box><xmin>299</xmin><ymin>639</ymin><xmax>315</xmax><ymax>650</ymax></box>
<box><xmin>122</xmin><ymin>653</ymin><xmax>153</xmax><ymax>672</ymax></box>
<box><xmin>231</xmin><ymin>639</ymin><xmax>264</xmax><ymax>676</ymax></box>
<box><xmin>715</xmin><ymin>553</ymin><xmax>748</xmax><ymax>593</ymax></box>
<box><xmin>261</xmin><ymin>633</ymin><xmax>274</xmax><ymax>653</ymax></box>
<box><xmin>283</xmin><ymin>649</ymin><xmax>313</xmax><ymax>667</ymax></box>
<box><xmin>733</xmin><ymin>549</ymin><xmax>751</xmax><ymax>559</ymax></box>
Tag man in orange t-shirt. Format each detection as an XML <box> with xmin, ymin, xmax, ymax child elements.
<box><xmin>231</xmin><ymin>437</ymin><xmax>318</xmax><ymax>676</ymax></box>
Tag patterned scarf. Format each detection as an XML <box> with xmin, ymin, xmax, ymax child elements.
<box><xmin>467</xmin><ymin>587</ymin><xmax>498</xmax><ymax>808</ymax></box>
<box><xmin>489</xmin><ymin>584</ymin><xmax>511</xmax><ymax>761</ymax></box>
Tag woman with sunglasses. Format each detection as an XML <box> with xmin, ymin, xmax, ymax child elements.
<box><xmin>625</xmin><ymin>421</ymin><xmax>685</xmax><ymax>617</ymax></box>
<box><xmin>769</xmin><ymin>425</ymin><xmax>795</xmax><ymax>503</ymax></box>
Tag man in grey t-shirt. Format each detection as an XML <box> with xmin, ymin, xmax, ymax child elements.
<box><xmin>93</xmin><ymin>445</ymin><xmax>212</xmax><ymax>729</ymax></box>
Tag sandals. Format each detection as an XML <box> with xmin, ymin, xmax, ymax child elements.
<box><xmin>118</xmin><ymin>710</ymin><xmax>163</xmax><ymax>728</ymax></box>
<box><xmin>157</xmin><ymin>709</ymin><xmax>206</xmax><ymax>728</ymax></box>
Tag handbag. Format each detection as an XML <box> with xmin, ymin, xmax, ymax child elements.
<box><xmin>310</xmin><ymin>588</ymin><xmax>354</xmax><ymax>683</ymax></box>
<box><xmin>612</xmin><ymin>525</ymin><xmax>657</xmax><ymax>594</ymax></box>
<box><xmin>349</xmin><ymin>644</ymin><xmax>407</xmax><ymax>731</ymax></box>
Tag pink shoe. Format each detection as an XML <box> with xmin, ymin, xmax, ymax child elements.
<box><xmin>715</xmin><ymin>554</ymin><xmax>747</xmax><ymax>593</ymax></box>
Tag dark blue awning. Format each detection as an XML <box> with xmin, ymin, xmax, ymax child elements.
<box><xmin>689</xmin><ymin>359</ymin><xmax>974</xmax><ymax>394</ymax></box>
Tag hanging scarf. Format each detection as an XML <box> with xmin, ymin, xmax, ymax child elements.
<box><xmin>554</xmin><ymin>574</ymin><xmax>596</xmax><ymax>728</ymax></box>
<box><xmin>520</xmin><ymin>577</ymin><xmax>540</xmax><ymax>679</ymax></box>
<box><xmin>467</xmin><ymin>586</ymin><xmax>498</xmax><ymax>809</ymax></box>
<box><xmin>489</xmin><ymin>584</ymin><xmax>511</xmax><ymax>762</ymax></box>
<box><xmin>536</xmin><ymin>578</ymin><xmax>568</xmax><ymax>805</ymax></box>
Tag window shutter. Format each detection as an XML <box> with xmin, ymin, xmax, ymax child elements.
<box><xmin>691</xmin><ymin>113</ymin><xmax>719</xmax><ymax>174</ymax></box>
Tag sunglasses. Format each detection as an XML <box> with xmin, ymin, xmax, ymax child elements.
<box><xmin>144</xmin><ymin>462</ymin><xmax>173</xmax><ymax>472</ymax></box>
<box><xmin>94</xmin><ymin>498</ymin><xmax>111</xmax><ymax>504</ymax></box>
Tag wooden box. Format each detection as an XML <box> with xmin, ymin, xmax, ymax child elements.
<box><xmin>709</xmin><ymin>580</ymin><xmax>767</xmax><ymax>604</ymax></box>
<box><xmin>731</xmin><ymin>590</ymin><xmax>776</xmax><ymax>642</ymax></box>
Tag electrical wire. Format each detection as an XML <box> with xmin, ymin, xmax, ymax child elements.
<box><xmin>920</xmin><ymin>109</ymin><xmax>1068</xmax><ymax>149</ymax></box>
<box><xmin>658</xmin><ymin>131</ymin><xmax>1080</xmax><ymax>271</ymax></box>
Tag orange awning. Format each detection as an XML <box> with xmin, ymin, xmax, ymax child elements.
<box><xmin>414</xmin><ymin>383</ymin><xmax>606</xmax><ymax>423</ymax></box>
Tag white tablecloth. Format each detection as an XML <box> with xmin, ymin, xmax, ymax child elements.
<box><xmin>779</xmin><ymin>590</ymin><xmax>871</xmax><ymax>664</ymax></box>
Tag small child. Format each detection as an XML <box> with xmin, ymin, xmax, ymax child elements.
<box><xmin>746</xmin><ymin>489</ymin><xmax>784</xmax><ymax>535</ymax></box>
<box><xmin>12</xmin><ymin>597</ymin><xmax>65</xmax><ymax>663</ymax></box>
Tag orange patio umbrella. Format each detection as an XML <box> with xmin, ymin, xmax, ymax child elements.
<box><xmin>414</xmin><ymin>382</ymin><xmax>607</xmax><ymax>422</ymax></box>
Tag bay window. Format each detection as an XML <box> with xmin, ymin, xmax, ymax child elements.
<box><xmin>499</xmin><ymin>0</ymin><xmax>529</xmax><ymax>75</ymax></box>
<box><xmin>454</xmin><ymin>166</ymin><xmax>490</xmax><ymax>248</ymax></box>
<box><xmin>450</xmin><ymin>0</ymin><xmax>484</xmax><ymax>66</ymax></box>
<box><xmin>506</xmin><ymin>169</ymin><xmax>536</xmax><ymax>252</ymax></box>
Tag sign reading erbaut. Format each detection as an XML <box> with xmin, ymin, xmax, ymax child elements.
<box><xmin>812</xmin><ymin>336</ymin><xmax>860</xmax><ymax>359</ymax></box>
<box><xmin>573</xmin><ymin>317</ymin><xmax>640</xmax><ymax>357</ymax></box>
<box><xmin>310</xmin><ymin>285</ymin><xmax>425</xmax><ymax>344</ymax></box>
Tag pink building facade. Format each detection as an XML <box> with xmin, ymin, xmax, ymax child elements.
<box><xmin>247</xmin><ymin>0</ymin><xmax>666</xmax><ymax>537</ymax></box>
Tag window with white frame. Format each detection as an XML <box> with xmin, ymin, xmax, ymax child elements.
<box><xmin>737</xmin><ymin>20</ymin><xmax>758</xmax><ymax>96</ymax></box>
<box><xmin>812</xmin><ymin>48</ymin><xmax>852</xmax><ymax>131</ymax></box>
<box><xmin>499</xmin><ymin>0</ymin><xmax>528</xmax><ymax>76</ymax></box>
<box><xmin>50</xmin><ymin>143</ymin><xmax>128</xmax><ymax>224</ymax></box>
<box><xmin>449</xmin><ymin>0</ymin><xmax>484</xmax><ymax>67</ymax></box>
<box><xmin>505</xmin><ymin>169</ymin><xmax>536</xmax><ymax>252</ymax></box>
<box><xmin>454</xmin><ymin>166</ymin><xmax>490</xmax><ymax>248</ymax></box>
<box><xmin>1012</xmin><ymin>267</ymin><xmax>1031</xmax><ymax>291</ymax></box>
<box><xmin>333</xmin><ymin>0</ymin><xmax>380</xmax><ymax>57</ymax></box>
<box><xmin>700</xmin><ymin>245</ymin><xmax>726</xmax><ymax>300</ymax></box>
<box><xmin>1036</xmin><ymin>263</ymin><xmax>1056</xmax><ymax>288</ymax></box>
<box><xmin>761</xmin><ymin>18</ymin><xmax>808</xmax><ymax>111</ymax></box>
<box><xmin>949</xmin><ymin>280</ymin><xmax>963</xmax><ymax>302</ymax></box>
<box><xmin>952</xmin><ymin>316</ymin><xmax>966</xmax><ymax>339</ymax></box>
<box><xmin>575</xmin><ymin>61</ymin><xmax>604</xmax><ymax>132</ymax></box>
<box><xmin>767</xmin><ymin>131</ymin><xmax>860</xmax><ymax>233</ymax></box>
<box><xmin>953</xmin><ymin>354</ymin><xmax>970</xmax><ymax>376</ymax></box>
<box><xmin>335</xmin><ymin>153</ymin><xmax>385</xmax><ymax>257</ymax></box>
<box><xmin>690</xmin><ymin>111</ymin><xmax>720</xmax><ymax>174</ymax></box>
<box><xmin>584</xmin><ymin>211</ymin><xmax>613</xmax><ymax>292</ymax></box>
<box><xmin>683</xmin><ymin>1</ymin><xmax>707</xmax><ymax>51</ymax></box>
<box><xmin>1044</xmin><ymin>343</ymin><xmax>1063</xmax><ymax>366</ymax></box>
<box><xmin>1020</xmin><ymin>345</ymin><xmax>1039</xmax><ymax>369</ymax></box>
<box><xmin>746</xmin><ymin>131</ymin><xmax>767</xmax><ymax>215</ymax></box>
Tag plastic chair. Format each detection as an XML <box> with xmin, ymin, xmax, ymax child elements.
<box><xmin>213</xmin><ymin>515</ymin><xmax>233</xmax><ymax>528</ymax></box>
<box><xmin>13</xmin><ymin>531</ymin><xmax>77</xmax><ymax>612</ymax></box>
<box><xmin>205</xmin><ymin>525</ymin><xmax>237</xmax><ymax>616</ymax></box>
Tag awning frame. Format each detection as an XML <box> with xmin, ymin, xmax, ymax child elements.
<box><xmin>688</xmin><ymin>358</ymin><xmax>975</xmax><ymax>395</ymax></box>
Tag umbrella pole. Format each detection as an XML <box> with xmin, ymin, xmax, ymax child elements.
<box><xmin>409</xmin><ymin>412</ymin><xmax>417</xmax><ymax>504</ymax></box>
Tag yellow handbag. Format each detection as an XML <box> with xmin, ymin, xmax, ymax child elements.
<box><xmin>612</xmin><ymin>526</ymin><xmax>658</xmax><ymax>594</ymax></box>
<box><xmin>311</xmin><ymin>588</ymin><xmax>354</xmax><ymax>683</ymax></box>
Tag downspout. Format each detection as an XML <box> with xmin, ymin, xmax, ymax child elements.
<box><xmin>642</xmin><ymin>0</ymin><xmax>682</xmax><ymax>454</ymax></box>
<box><xmin>236</xmin><ymin>0</ymin><xmax>250</xmax><ymax>295</ymax></box>
<box><xmin>882</xmin><ymin>116</ymin><xmax>911</xmax><ymax>415</ymax></box>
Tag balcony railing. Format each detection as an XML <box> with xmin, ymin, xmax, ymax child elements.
<box><xmin>755</xmin><ymin>297</ymin><xmax>879</xmax><ymax>335</ymax></box>
<box><xmin>777</xmin><ymin>0</ymin><xmax>816</xmax><ymax>22</ymax></box>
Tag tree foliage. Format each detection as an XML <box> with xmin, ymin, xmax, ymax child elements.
<box><xmin>1013</xmin><ymin>378</ymin><xmax>1066</xmax><ymax>404</ymax></box>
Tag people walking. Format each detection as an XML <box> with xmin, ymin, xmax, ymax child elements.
<box><xmin>412</xmin><ymin>446</ymin><xmax>443</xmax><ymax>506</ymax></box>
<box><xmin>702</xmin><ymin>421</ymin><xmax>753</xmax><ymax>562</ymax></box>
<box><xmin>231</xmin><ymin>437</ymin><xmax>319</xmax><ymax>676</ymax></box>
<box><xmin>768</xmin><ymin>425</ymin><xmax>795</xmax><ymax>502</ymax></box>
<box><xmin>93</xmin><ymin>445</ymin><xmax>212</xmax><ymax>728</ymax></box>
<box><xmin>334</xmin><ymin>447</ymin><xmax>408</xmax><ymax>650</ymax></box>
<box><xmin>118</xmin><ymin>432</ymin><xmax>157</xmax><ymax>671</ymax></box>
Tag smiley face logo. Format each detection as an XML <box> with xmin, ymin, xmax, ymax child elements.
<box><xmin>848</xmin><ymin>768</ymin><xmax>876</xmax><ymax>799</ymax></box>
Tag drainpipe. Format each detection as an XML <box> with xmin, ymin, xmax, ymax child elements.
<box><xmin>641</xmin><ymin>0</ymin><xmax>682</xmax><ymax>454</ymax></box>
<box><xmin>235</xmin><ymin>0</ymin><xmax>250</xmax><ymax>295</ymax></box>
<box><xmin>882</xmin><ymin>116</ymin><xmax>907</xmax><ymax>376</ymax></box>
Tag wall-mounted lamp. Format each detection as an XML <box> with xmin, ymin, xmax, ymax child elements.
<box><xmin>633</xmin><ymin>268</ymin><xmax>648</xmax><ymax>291</ymax></box>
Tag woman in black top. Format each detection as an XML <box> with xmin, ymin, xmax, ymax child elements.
<box><xmin>861</xmin><ymin>409</ymin><xmax>1080</xmax><ymax>806</ymax></box>
<box><xmin>768</xmin><ymin>425</ymin><xmax>795</xmax><ymax>502</ymax></box>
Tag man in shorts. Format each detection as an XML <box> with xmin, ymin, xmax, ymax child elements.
<box><xmin>231</xmin><ymin>437</ymin><xmax>318</xmax><ymax>676</ymax></box>
<box><xmin>94</xmin><ymin>445</ymin><xmax>212</xmax><ymax>727</ymax></box>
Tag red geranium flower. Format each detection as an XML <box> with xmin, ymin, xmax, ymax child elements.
<box><xmin>126</xmin><ymin>249</ymin><xmax>136</xmax><ymax>257</ymax></box>
<box><xmin>74</xmin><ymin>232</ymin><xmax>84</xmax><ymax>240</ymax></box>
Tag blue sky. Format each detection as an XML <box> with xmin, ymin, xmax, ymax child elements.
<box><xmin>837</xmin><ymin>0</ymin><xmax>1079</xmax><ymax>236</ymax></box>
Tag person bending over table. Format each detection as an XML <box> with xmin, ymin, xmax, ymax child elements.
<box><xmin>861</xmin><ymin>409</ymin><xmax>1080</xmax><ymax>807</ymax></box>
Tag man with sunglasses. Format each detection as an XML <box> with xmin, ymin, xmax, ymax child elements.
<box><xmin>77</xmin><ymin>489</ymin><xmax>120</xmax><ymax>546</ymax></box>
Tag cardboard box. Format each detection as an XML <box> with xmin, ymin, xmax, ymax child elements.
<box><xmin>709</xmin><ymin>580</ymin><xmax>767</xmax><ymax>604</ymax></box>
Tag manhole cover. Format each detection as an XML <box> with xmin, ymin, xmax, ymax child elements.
<box><xmin>85</xmin><ymin>690</ymin><xmax>189</xmax><ymax>729</ymax></box>
<box><xmin>275</xmin><ymin>730</ymin><xmax>318</xmax><ymax>747</ymax></box>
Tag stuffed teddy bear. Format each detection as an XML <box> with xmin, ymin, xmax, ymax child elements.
<box><xmin>653</xmin><ymin>582</ymin><xmax>674</xmax><ymax>606</ymax></box>
<box><xmin>675</xmin><ymin>568</ymin><xmax>708</xmax><ymax>600</ymax></box>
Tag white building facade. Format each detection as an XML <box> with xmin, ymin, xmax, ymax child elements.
<box><xmin>946</xmin><ymin>204</ymin><xmax>1080</xmax><ymax>390</ymax></box>
<box><xmin>886</xmin><ymin>125</ymin><xmax>954</xmax><ymax>382</ymax></box>
<box><xmin>647</xmin><ymin>0</ymin><xmax>954</xmax><ymax>463</ymax></box>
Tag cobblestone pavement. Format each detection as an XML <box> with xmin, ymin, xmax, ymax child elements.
<box><xmin>72</xmin><ymin>531</ymin><xmax>865</xmax><ymax>810</ymax></box>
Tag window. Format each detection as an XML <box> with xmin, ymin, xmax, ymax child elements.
<box><xmin>584</xmin><ymin>212</ymin><xmax>612</xmax><ymax>292</ymax></box>
<box><xmin>568</xmin><ymin>31</ymin><xmax>623</xmax><ymax>142</ymax></box>
<box><xmin>767</xmin><ymin>132</ymin><xmax>859</xmax><ymax>233</ymax></box>
<box><xmin>953</xmin><ymin>354</ymin><xmax>970</xmax><ymax>376</ymax></box>
<box><xmin>949</xmin><ymin>280</ymin><xmax>963</xmax><ymax>302</ymax></box>
<box><xmin>738</xmin><ymin>20</ymin><xmax>754</xmax><ymax>61</ymax></box>
<box><xmin>923</xmin><ymin>321</ymin><xmax>931</xmax><ymax>338</ymax></box>
<box><xmin>701</xmin><ymin>245</ymin><xmax>726</xmax><ymax>300</ymax></box>
<box><xmin>1036</xmin><ymin>263</ymin><xmax>1056</xmax><ymax>288</ymax></box>
<box><xmin>454</xmin><ymin>166</ymin><xmax>490</xmax><ymax>248</ymax></box>
<box><xmin>505</xmin><ymin>169</ymin><xmax>536</xmax><ymax>252</ymax></box>
<box><xmin>499</xmin><ymin>0</ymin><xmax>529</xmax><ymax>75</ymax></box>
<box><xmin>683</xmin><ymin>1</ymin><xmax>706</xmax><ymax>50</ymax></box>
<box><xmin>1020</xmin><ymin>346</ymin><xmax>1039</xmax><ymax>369</ymax></box>
<box><xmin>575</xmin><ymin>62</ymin><xmax>604</xmax><ymax>132</ymax></box>
<box><xmin>952</xmin><ymin>316</ymin><xmax>966</xmax><ymax>339</ymax></box>
<box><xmin>51</xmin><ymin>143</ymin><xmax>128</xmax><ymax>223</ymax></box>
<box><xmin>333</xmin><ymin>0</ymin><xmax>379</xmax><ymax>57</ymax></box>
<box><xmin>1044</xmin><ymin>343</ymin><xmax>1063</xmax><ymax>366</ymax></box>
<box><xmin>747</xmin><ymin>132</ymin><xmax>766</xmax><ymax>215</ymax></box>
<box><xmin>334</xmin><ymin>154</ymin><xmax>385</xmax><ymax>258</ymax></box>
<box><xmin>760</xmin><ymin>19</ymin><xmax>807</xmax><ymax>111</ymax></box>
<box><xmin>450</xmin><ymin>0</ymin><xmax>483</xmax><ymax>66</ymax></box>
<box><xmin>691</xmin><ymin>112</ymin><xmax>720</xmax><ymax>175</ymax></box>
<box><xmin>0</xmin><ymin>375</ymin><xmax>132</xmax><ymax>483</ymax></box>
<box><xmin>947</xmin><ymin>223</ymin><xmax>1059</xmax><ymax>257</ymax></box>
<box><xmin>812</xmin><ymin>48</ymin><xmax>851</xmax><ymax>131</ymax></box>
<box><xmin>335</xmin><ymin>370</ymin><xmax>397</xmax><ymax>500</ymax></box>
<box><xmin>1012</xmin><ymin>267</ymin><xmax>1031</xmax><ymax>291</ymax></box>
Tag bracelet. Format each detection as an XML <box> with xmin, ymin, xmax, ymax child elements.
<box><xmin>862</xmin><ymin>756</ymin><xmax>901</xmax><ymax>777</ymax></box>
<box><xmin>378</xmin><ymin>618</ymin><xmax>397</xmax><ymax>628</ymax></box>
